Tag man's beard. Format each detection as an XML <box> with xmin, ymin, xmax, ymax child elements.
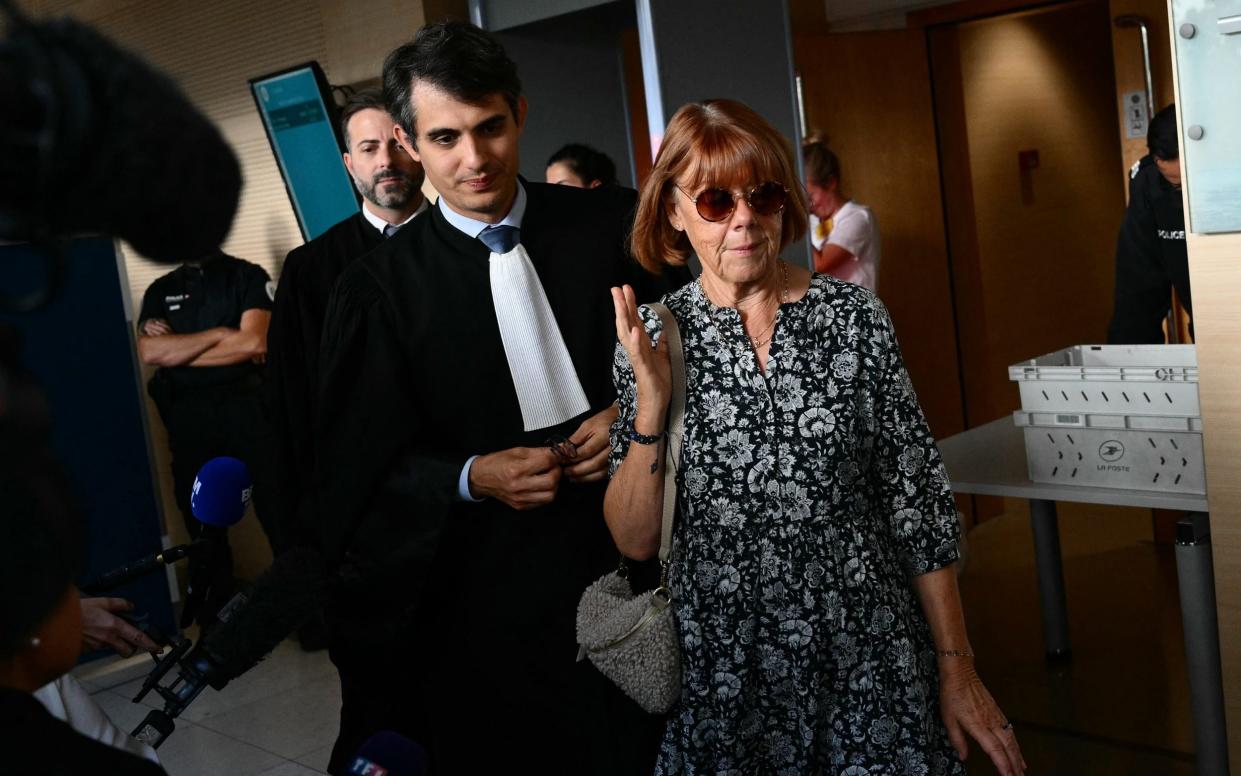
<box><xmin>356</xmin><ymin>171</ymin><xmax>416</xmax><ymax>209</ymax></box>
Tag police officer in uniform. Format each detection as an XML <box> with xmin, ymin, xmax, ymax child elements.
<box><xmin>1107</xmin><ymin>104</ymin><xmax>1191</xmax><ymax>344</ymax></box>
<box><xmin>137</xmin><ymin>250</ymin><xmax>277</xmax><ymax>625</ymax></box>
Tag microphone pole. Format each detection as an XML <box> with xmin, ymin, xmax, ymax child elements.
<box><xmin>80</xmin><ymin>540</ymin><xmax>208</xmax><ymax>596</ymax></box>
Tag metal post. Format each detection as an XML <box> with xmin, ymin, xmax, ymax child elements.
<box><xmin>1175</xmin><ymin>512</ymin><xmax>1230</xmax><ymax>776</ymax></box>
<box><xmin>1138</xmin><ymin>23</ymin><xmax>1154</xmax><ymax>119</ymax></box>
<box><xmin>1029</xmin><ymin>499</ymin><xmax>1071</xmax><ymax>659</ymax></box>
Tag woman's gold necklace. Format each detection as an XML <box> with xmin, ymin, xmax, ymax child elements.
<box><xmin>744</xmin><ymin>260</ymin><xmax>789</xmax><ymax>349</ymax></box>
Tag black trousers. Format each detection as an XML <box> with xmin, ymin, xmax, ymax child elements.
<box><xmin>161</xmin><ymin>377</ymin><xmax>282</xmax><ymax>621</ymax></box>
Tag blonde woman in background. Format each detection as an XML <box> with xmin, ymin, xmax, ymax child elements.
<box><xmin>804</xmin><ymin>132</ymin><xmax>881</xmax><ymax>292</ymax></box>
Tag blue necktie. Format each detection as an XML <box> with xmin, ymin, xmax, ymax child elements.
<box><xmin>479</xmin><ymin>224</ymin><xmax>520</xmax><ymax>253</ymax></box>
<box><xmin>383</xmin><ymin>223</ymin><xmax>400</xmax><ymax>238</ymax></box>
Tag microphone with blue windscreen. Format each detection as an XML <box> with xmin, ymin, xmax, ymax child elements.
<box><xmin>82</xmin><ymin>457</ymin><xmax>252</xmax><ymax>598</ymax></box>
<box><xmin>191</xmin><ymin>456</ymin><xmax>252</xmax><ymax>527</ymax></box>
<box><xmin>182</xmin><ymin>456</ymin><xmax>251</xmax><ymax>628</ymax></box>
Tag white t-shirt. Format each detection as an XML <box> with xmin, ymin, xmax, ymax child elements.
<box><xmin>823</xmin><ymin>200</ymin><xmax>880</xmax><ymax>292</ymax></box>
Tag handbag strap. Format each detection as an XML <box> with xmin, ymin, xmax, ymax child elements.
<box><xmin>646</xmin><ymin>302</ymin><xmax>685</xmax><ymax>568</ymax></box>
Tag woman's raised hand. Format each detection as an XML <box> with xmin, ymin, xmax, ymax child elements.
<box><xmin>611</xmin><ymin>284</ymin><xmax>671</xmax><ymax>430</ymax></box>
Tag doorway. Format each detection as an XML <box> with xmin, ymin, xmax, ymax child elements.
<box><xmin>795</xmin><ymin>0</ymin><xmax>1127</xmax><ymax>523</ymax></box>
<box><xmin>930</xmin><ymin>0</ymin><xmax>1126</xmax><ymax>433</ymax></box>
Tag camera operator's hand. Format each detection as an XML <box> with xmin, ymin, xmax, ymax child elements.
<box><xmin>79</xmin><ymin>596</ymin><xmax>162</xmax><ymax>657</ymax></box>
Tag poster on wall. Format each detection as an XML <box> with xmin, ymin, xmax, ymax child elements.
<box><xmin>250</xmin><ymin>62</ymin><xmax>360</xmax><ymax>242</ymax></box>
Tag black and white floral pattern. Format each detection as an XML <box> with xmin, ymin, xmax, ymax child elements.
<box><xmin>610</xmin><ymin>274</ymin><xmax>964</xmax><ymax>776</ymax></box>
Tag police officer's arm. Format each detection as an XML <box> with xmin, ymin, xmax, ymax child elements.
<box><xmin>188</xmin><ymin>308</ymin><xmax>270</xmax><ymax>367</ymax></box>
<box><xmin>141</xmin><ymin>319</ymin><xmax>172</xmax><ymax>336</ymax></box>
<box><xmin>135</xmin><ymin>280</ymin><xmax>229</xmax><ymax>366</ymax></box>
<box><xmin>137</xmin><ymin>326</ymin><xmax>232</xmax><ymax>366</ymax></box>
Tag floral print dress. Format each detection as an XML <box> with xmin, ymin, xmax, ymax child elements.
<box><xmin>609</xmin><ymin>274</ymin><xmax>965</xmax><ymax>776</ymax></box>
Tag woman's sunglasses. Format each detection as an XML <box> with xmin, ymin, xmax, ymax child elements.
<box><xmin>676</xmin><ymin>181</ymin><xmax>789</xmax><ymax>223</ymax></box>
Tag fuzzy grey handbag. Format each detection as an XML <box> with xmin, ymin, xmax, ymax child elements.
<box><xmin>576</xmin><ymin>302</ymin><xmax>685</xmax><ymax>714</ymax></box>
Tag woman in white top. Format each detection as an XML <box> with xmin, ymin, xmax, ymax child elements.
<box><xmin>803</xmin><ymin>132</ymin><xmax>881</xmax><ymax>291</ymax></box>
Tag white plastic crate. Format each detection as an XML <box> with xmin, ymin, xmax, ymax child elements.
<box><xmin>1013</xmin><ymin>410</ymin><xmax>1205</xmax><ymax>494</ymax></box>
<box><xmin>1008</xmin><ymin>344</ymin><xmax>1198</xmax><ymax>417</ymax></box>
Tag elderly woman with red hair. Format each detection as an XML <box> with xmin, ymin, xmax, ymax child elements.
<box><xmin>604</xmin><ymin>99</ymin><xmax>1022</xmax><ymax>775</ymax></box>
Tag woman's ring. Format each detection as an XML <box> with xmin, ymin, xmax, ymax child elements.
<box><xmin>1001</xmin><ymin>722</ymin><xmax>1013</xmax><ymax>732</ymax></box>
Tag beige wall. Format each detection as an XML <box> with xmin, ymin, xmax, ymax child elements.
<box><xmin>1189</xmin><ymin>227</ymin><xmax>1241</xmax><ymax>770</ymax></box>
<box><xmin>20</xmin><ymin>0</ymin><xmax>439</xmax><ymax>578</ymax></box>
<box><xmin>1166</xmin><ymin>4</ymin><xmax>1241</xmax><ymax>763</ymax></box>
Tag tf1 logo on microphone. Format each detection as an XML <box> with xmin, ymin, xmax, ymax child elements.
<box><xmin>347</xmin><ymin>757</ymin><xmax>388</xmax><ymax>776</ymax></box>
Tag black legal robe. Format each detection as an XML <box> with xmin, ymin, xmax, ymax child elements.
<box><xmin>315</xmin><ymin>182</ymin><xmax>683</xmax><ymax>775</ymax></box>
<box><xmin>265</xmin><ymin>211</ymin><xmax>385</xmax><ymax>547</ymax></box>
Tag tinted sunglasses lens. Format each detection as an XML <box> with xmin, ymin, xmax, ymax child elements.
<box><xmin>695</xmin><ymin>188</ymin><xmax>735</xmax><ymax>221</ymax></box>
<box><xmin>749</xmin><ymin>182</ymin><xmax>787</xmax><ymax>216</ymax></box>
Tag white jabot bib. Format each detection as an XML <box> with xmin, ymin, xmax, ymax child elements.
<box><xmin>488</xmin><ymin>243</ymin><xmax>590</xmax><ymax>431</ymax></box>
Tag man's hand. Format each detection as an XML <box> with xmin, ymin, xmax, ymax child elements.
<box><xmin>468</xmin><ymin>447</ymin><xmax>563</xmax><ymax>510</ymax></box>
<box><xmin>79</xmin><ymin>597</ymin><xmax>162</xmax><ymax>657</ymax></box>
<box><xmin>562</xmin><ymin>405</ymin><xmax>619</xmax><ymax>483</ymax></box>
<box><xmin>141</xmin><ymin>318</ymin><xmax>172</xmax><ymax>337</ymax></box>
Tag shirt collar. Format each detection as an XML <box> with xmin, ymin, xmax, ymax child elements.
<box><xmin>437</xmin><ymin>180</ymin><xmax>526</xmax><ymax>239</ymax></box>
<box><xmin>360</xmin><ymin>197</ymin><xmax>428</xmax><ymax>233</ymax></box>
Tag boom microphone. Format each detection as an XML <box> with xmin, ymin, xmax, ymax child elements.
<box><xmin>131</xmin><ymin>547</ymin><xmax>328</xmax><ymax>748</ymax></box>
<box><xmin>347</xmin><ymin>731</ymin><xmax>429</xmax><ymax>776</ymax></box>
<box><xmin>0</xmin><ymin>2</ymin><xmax>241</xmax><ymax>262</ymax></box>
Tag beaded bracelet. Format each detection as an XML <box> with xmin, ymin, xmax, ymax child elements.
<box><xmin>627</xmin><ymin>425</ymin><xmax>666</xmax><ymax>445</ymax></box>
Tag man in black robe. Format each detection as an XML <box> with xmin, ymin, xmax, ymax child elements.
<box><xmin>315</xmin><ymin>22</ymin><xmax>683</xmax><ymax>776</ymax></box>
<box><xmin>266</xmin><ymin>90</ymin><xmax>427</xmax><ymax>577</ymax></box>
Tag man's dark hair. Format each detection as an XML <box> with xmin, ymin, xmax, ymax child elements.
<box><xmin>339</xmin><ymin>89</ymin><xmax>390</xmax><ymax>151</ymax></box>
<box><xmin>547</xmin><ymin>143</ymin><xmax>618</xmax><ymax>186</ymax></box>
<box><xmin>382</xmin><ymin>21</ymin><xmax>522</xmax><ymax>142</ymax></box>
<box><xmin>1148</xmin><ymin>104</ymin><xmax>1178</xmax><ymax>161</ymax></box>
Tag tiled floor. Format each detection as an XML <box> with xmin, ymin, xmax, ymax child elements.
<box><xmin>84</xmin><ymin>500</ymin><xmax>1196</xmax><ymax>774</ymax></box>
<box><xmin>85</xmin><ymin>640</ymin><xmax>338</xmax><ymax>775</ymax></box>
